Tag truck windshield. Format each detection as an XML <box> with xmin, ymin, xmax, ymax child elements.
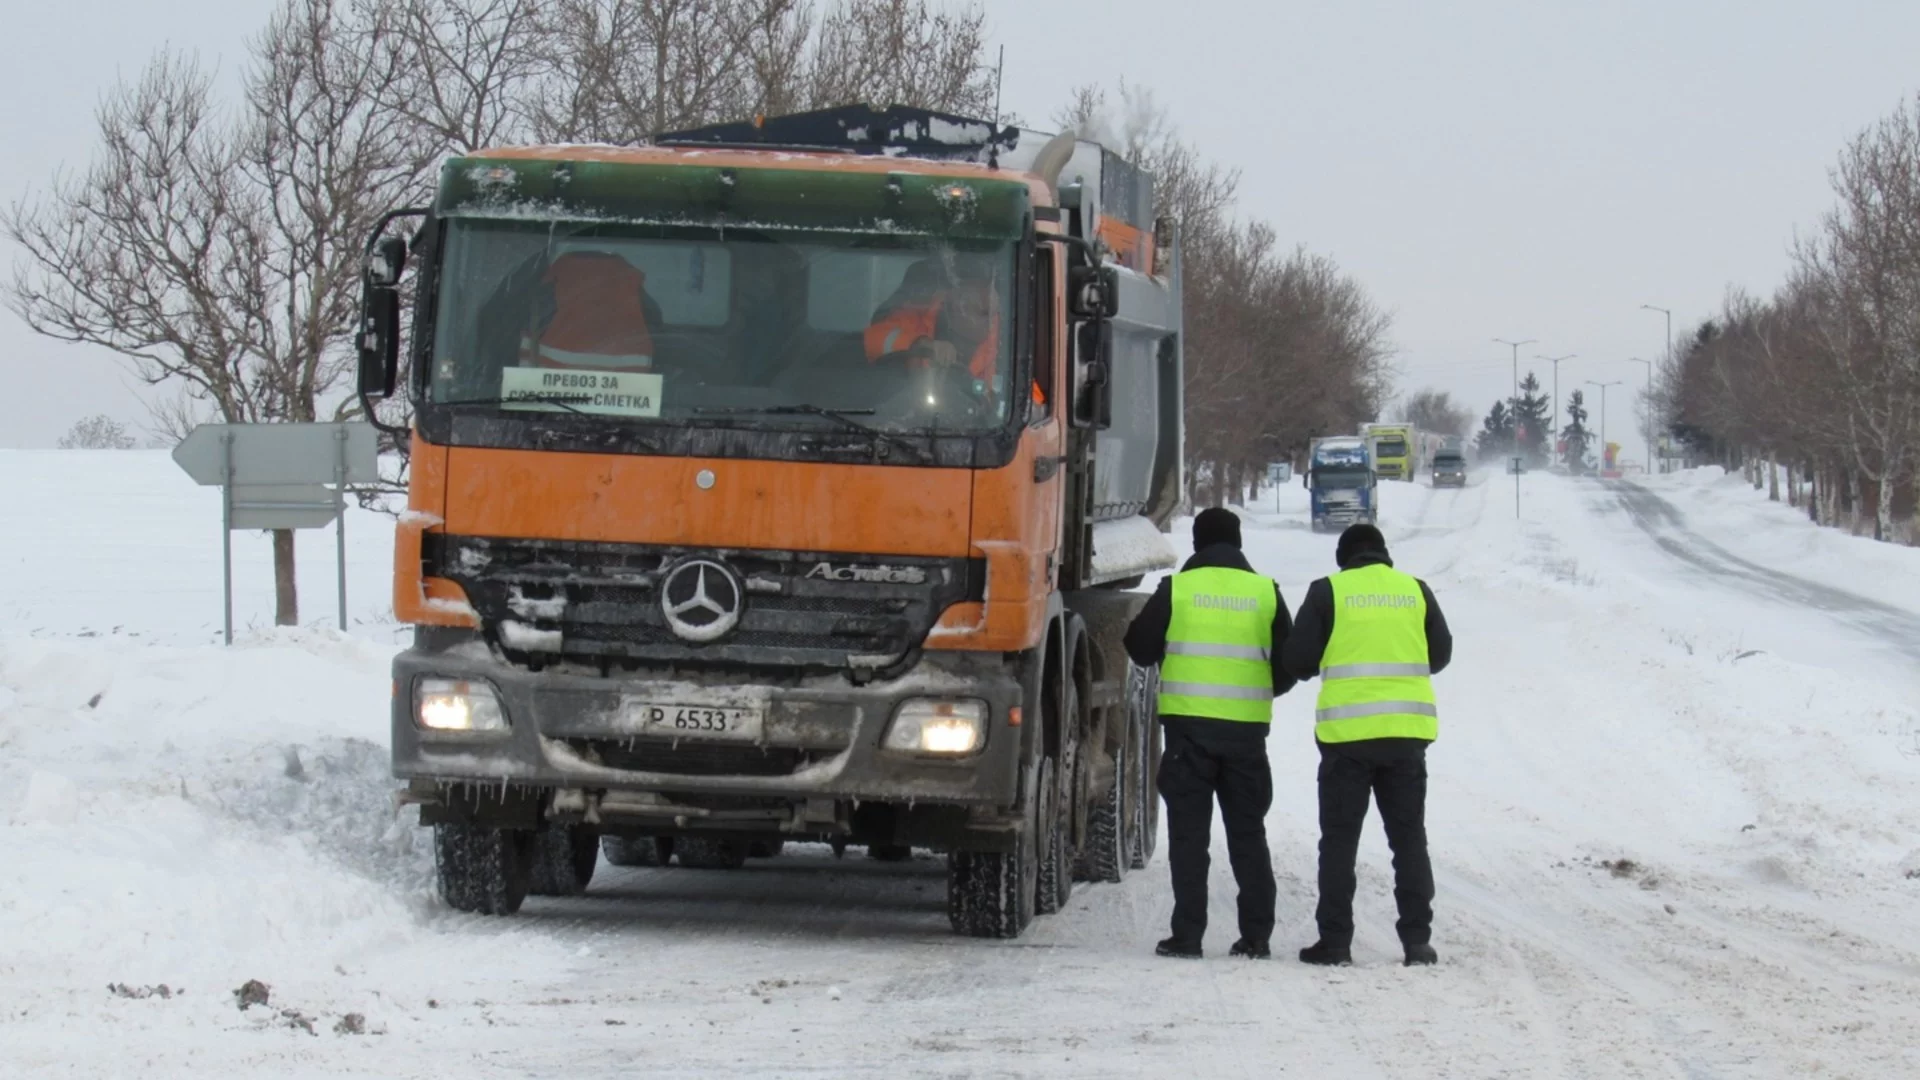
<box><xmin>1314</xmin><ymin>468</ymin><xmax>1371</xmax><ymax>490</ymax></box>
<box><xmin>427</xmin><ymin>219</ymin><xmax>1018</xmax><ymax>433</ymax></box>
<box><xmin>1435</xmin><ymin>455</ymin><xmax>1465</xmax><ymax>469</ymax></box>
<box><xmin>1375</xmin><ymin>438</ymin><xmax>1408</xmax><ymax>457</ymax></box>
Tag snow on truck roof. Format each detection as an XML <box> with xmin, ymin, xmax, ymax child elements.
<box><xmin>471</xmin><ymin>105</ymin><xmax>1158</xmax><ymax>231</ymax></box>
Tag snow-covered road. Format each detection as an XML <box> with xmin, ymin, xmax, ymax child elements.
<box><xmin>4</xmin><ymin>454</ymin><xmax>1919</xmax><ymax>1078</ymax></box>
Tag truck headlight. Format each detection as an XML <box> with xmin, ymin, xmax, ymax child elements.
<box><xmin>416</xmin><ymin>677</ymin><xmax>509</xmax><ymax>732</ymax></box>
<box><xmin>883</xmin><ymin>699</ymin><xmax>987</xmax><ymax>756</ymax></box>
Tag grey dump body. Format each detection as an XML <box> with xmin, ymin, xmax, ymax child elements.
<box><xmin>1001</xmin><ymin>130</ymin><xmax>1184</xmax><ymax>578</ymax></box>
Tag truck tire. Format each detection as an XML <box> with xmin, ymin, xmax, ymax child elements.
<box><xmin>676</xmin><ymin>837</ymin><xmax>749</xmax><ymax>870</ymax></box>
<box><xmin>529</xmin><ymin>823</ymin><xmax>599</xmax><ymax>896</ymax></box>
<box><xmin>1082</xmin><ymin>736</ymin><xmax>1128</xmax><ymax>884</ymax></box>
<box><xmin>948</xmin><ymin>765</ymin><xmax>1040</xmax><ymax>938</ymax></box>
<box><xmin>600</xmin><ymin>834</ymin><xmax>671</xmax><ymax>867</ymax></box>
<box><xmin>1036</xmin><ymin>757</ymin><xmax>1072</xmax><ymax>913</ymax></box>
<box><xmin>435</xmin><ymin>823</ymin><xmax>533</xmax><ymax>916</ymax></box>
<box><xmin>1130</xmin><ymin>667</ymin><xmax>1161</xmax><ymax>870</ymax></box>
<box><xmin>748</xmin><ymin>839</ymin><xmax>785</xmax><ymax>859</ymax></box>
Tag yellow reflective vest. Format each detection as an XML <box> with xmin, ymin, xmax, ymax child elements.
<box><xmin>1157</xmin><ymin>567</ymin><xmax>1278</xmax><ymax>724</ymax></box>
<box><xmin>1314</xmin><ymin>564</ymin><xmax>1438</xmax><ymax>743</ymax></box>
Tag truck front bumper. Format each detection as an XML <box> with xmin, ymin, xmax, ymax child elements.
<box><xmin>1314</xmin><ymin>504</ymin><xmax>1372</xmax><ymax>527</ymax></box>
<box><xmin>390</xmin><ymin>639</ymin><xmax>1027</xmax><ymax>814</ymax></box>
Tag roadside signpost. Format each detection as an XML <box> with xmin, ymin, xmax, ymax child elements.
<box><xmin>172</xmin><ymin>422</ymin><xmax>380</xmax><ymax>643</ymax></box>
<box><xmin>1266</xmin><ymin>461</ymin><xmax>1292</xmax><ymax>512</ymax></box>
<box><xmin>1510</xmin><ymin>455</ymin><xmax>1525</xmax><ymax>518</ymax></box>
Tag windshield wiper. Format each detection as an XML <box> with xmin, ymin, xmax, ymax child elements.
<box><xmin>435</xmin><ymin>394</ymin><xmax>588</xmax><ymax>415</ymax></box>
<box><xmin>695</xmin><ymin>404</ymin><xmax>931</xmax><ymax>464</ymax></box>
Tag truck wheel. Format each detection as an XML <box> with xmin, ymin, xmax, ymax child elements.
<box><xmin>529</xmin><ymin>823</ymin><xmax>598</xmax><ymax>896</ymax></box>
<box><xmin>1082</xmin><ymin>736</ymin><xmax>1128</xmax><ymax>884</ymax></box>
<box><xmin>1132</xmin><ymin>672</ymin><xmax>1162</xmax><ymax>870</ymax></box>
<box><xmin>1036</xmin><ymin>757</ymin><xmax>1072</xmax><ymax>914</ymax></box>
<box><xmin>748</xmin><ymin>839</ymin><xmax>785</xmax><ymax>859</ymax></box>
<box><xmin>600</xmin><ymin>834</ymin><xmax>670</xmax><ymax>867</ymax></box>
<box><xmin>676</xmin><ymin>837</ymin><xmax>749</xmax><ymax>870</ymax></box>
<box><xmin>947</xmin><ymin>766</ymin><xmax>1040</xmax><ymax>938</ymax></box>
<box><xmin>435</xmin><ymin>823</ymin><xmax>533</xmax><ymax>916</ymax></box>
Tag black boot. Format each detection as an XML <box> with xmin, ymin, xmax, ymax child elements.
<box><xmin>1156</xmin><ymin>937</ymin><xmax>1203</xmax><ymax>959</ymax></box>
<box><xmin>1297</xmin><ymin>940</ymin><xmax>1352</xmax><ymax>966</ymax></box>
<box><xmin>1403</xmin><ymin>943</ymin><xmax>1438</xmax><ymax>967</ymax></box>
<box><xmin>1229</xmin><ymin>938</ymin><xmax>1271</xmax><ymax>960</ymax></box>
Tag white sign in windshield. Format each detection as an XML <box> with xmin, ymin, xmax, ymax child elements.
<box><xmin>499</xmin><ymin>367</ymin><xmax>662</xmax><ymax>418</ymax></box>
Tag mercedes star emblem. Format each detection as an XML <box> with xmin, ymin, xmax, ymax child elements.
<box><xmin>661</xmin><ymin>558</ymin><xmax>743</xmax><ymax>642</ymax></box>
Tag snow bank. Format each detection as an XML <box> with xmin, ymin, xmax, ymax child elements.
<box><xmin>0</xmin><ymin>634</ymin><xmax>430</xmax><ymax>987</ymax></box>
<box><xmin>1640</xmin><ymin>465</ymin><xmax>1920</xmax><ymax>613</ymax></box>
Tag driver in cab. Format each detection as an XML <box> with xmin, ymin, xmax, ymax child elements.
<box><xmin>862</xmin><ymin>259</ymin><xmax>1045</xmax><ymax>408</ymax></box>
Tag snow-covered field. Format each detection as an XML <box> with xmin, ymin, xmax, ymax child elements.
<box><xmin>4</xmin><ymin>452</ymin><xmax>1920</xmax><ymax>1078</ymax></box>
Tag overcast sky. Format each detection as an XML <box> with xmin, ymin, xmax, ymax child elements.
<box><xmin>6</xmin><ymin>1</ymin><xmax>1919</xmax><ymax>462</ymax></box>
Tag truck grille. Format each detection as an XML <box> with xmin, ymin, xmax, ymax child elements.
<box><xmin>425</xmin><ymin>535</ymin><xmax>981</xmax><ymax>672</ymax></box>
<box><xmin>564</xmin><ymin>738</ymin><xmax>810</xmax><ymax>777</ymax></box>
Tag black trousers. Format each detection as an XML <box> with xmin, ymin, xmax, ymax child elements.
<box><xmin>1159</xmin><ymin>720</ymin><xmax>1276</xmax><ymax>946</ymax></box>
<box><xmin>1315</xmin><ymin>739</ymin><xmax>1434</xmax><ymax>948</ymax></box>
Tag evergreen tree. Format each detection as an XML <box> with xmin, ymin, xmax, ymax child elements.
<box><xmin>1560</xmin><ymin>389</ymin><xmax>1593</xmax><ymax>474</ymax></box>
<box><xmin>1511</xmin><ymin>372</ymin><xmax>1552</xmax><ymax>465</ymax></box>
<box><xmin>1474</xmin><ymin>399</ymin><xmax>1513</xmax><ymax>462</ymax></box>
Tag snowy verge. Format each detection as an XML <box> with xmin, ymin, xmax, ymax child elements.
<box><xmin>0</xmin><ymin>632</ymin><xmax>433</xmax><ymax>989</ymax></box>
<box><xmin>1639</xmin><ymin>465</ymin><xmax>1920</xmax><ymax>611</ymax></box>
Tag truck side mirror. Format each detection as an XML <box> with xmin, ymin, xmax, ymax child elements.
<box><xmin>357</xmin><ymin>283</ymin><xmax>401</xmax><ymax>399</ymax></box>
<box><xmin>356</xmin><ymin>236</ymin><xmax>408</xmax><ymax>400</ymax></box>
<box><xmin>1069</xmin><ymin>319</ymin><xmax>1113</xmax><ymax>431</ymax></box>
<box><xmin>366</xmin><ymin>236</ymin><xmax>406</xmax><ymax>288</ymax></box>
<box><xmin>1068</xmin><ymin>263</ymin><xmax>1120</xmax><ymax>319</ymax></box>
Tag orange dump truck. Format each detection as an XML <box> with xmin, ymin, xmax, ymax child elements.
<box><xmin>354</xmin><ymin>106</ymin><xmax>1185</xmax><ymax>937</ymax></box>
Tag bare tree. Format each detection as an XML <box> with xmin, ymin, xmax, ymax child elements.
<box><xmin>1667</xmin><ymin>96</ymin><xmax>1920</xmax><ymax>543</ymax></box>
<box><xmin>806</xmin><ymin>0</ymin><xmax>994</xmax><ymax>117</ymax></box>
<box><xmin>1061</xmin><ymin>83</ymin><xmax>1391</xmax><ymax>505</ymax></box>
<box><xmin>4</xmin><ymin>56</ymin><xmax>260</xmax><ymax>422</ymax></box>
<box><xmin>58</xmin><ymin>415</ymin><xmax>138</xmax><ymax>450</ymax></box>
<box><xmin>376</xmin><ymin>0</ymin><xmax>547</xmax><ymax>154</ymax></box>
<box><xmin>5</xmin><ymin>2</ymin><xmax>432</xmax><ymax>625</ymax></box>
<box><xmin>1402</xmin><ymin>389</ymin><xmax>1472</xmax><ymax>436</ymax></box>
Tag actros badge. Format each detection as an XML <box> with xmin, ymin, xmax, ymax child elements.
<box><xmin>804</xmin><ymin>562</ymin><xmax>927</xmax><ymax>585</ymax></box>
<box><xmin>661</xmin><ymin>558</ymin><xmax>744</xmax><ymax>642</ymax></box>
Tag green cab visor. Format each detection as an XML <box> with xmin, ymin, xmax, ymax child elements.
<box><xmin>439</xmin><ymin>157</ymin><xmax>1031</xmax><ymax>240</ymax></box>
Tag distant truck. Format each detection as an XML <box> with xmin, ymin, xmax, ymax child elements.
<box><xmin>1307</xmin><ymin>436</ymin><xmax>1377</xmax><ymax>532</ymax></box>
<box><xmin>1362</xmin><ymin>422</ymin><xmax>1416</xmax><ymax>481</ymax></box>
<box><xmin>1431</xmin><ymin>446</ymin><xmax>1467</xmax><ymax>487</ymax></box>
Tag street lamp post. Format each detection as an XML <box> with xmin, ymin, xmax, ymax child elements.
<box><xmin>1538</xmin><ymin>354</ymin><xmax>1576</xmax><ymax>466</ymax></box>
<box><xmin>1494</xmin><ymin>337</ymin><xmax>1537</xmax><ymax>455</ymax></box>
<box><xmin>1588</xmin><ymin>379</ymin><xmax>1622</xmax><ymax>475</ymax></box>
<box><xmin>1624</xmin><ymin>358</ymin><xmax>1654</xmax><ymax>474</ymax></box>
<box><xmin>1493</xmin><ymin>337</ymin><xmax>1537</xmax><ymax>409</ymax></box>
<box><xmin>1640</xmin><ymin>305</ymin><xmax>1672</xmax><ymax>472</ymax></box>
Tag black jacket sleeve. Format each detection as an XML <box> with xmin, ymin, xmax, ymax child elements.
<box><xmin>1419</xmin><ymin>580</ymin><xmax>1453</xmax><ymax>674</ymax></box>
<box><xmin>1269</xmin><ymin>583</ymin><xmax>1298</xmax><ymax>697</ymax></box>
<box><xmin>1122</xmin><ymin>579</ymin><xmax>1172</xmax><ymax>668</ymax></box>
<box><xmin>1281</xmin><ymin>578</ymin><xmax>1335</xmax><ymax>680</ymax></box>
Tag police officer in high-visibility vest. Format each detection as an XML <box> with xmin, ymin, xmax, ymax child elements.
<box><xmin>1282</xmin><ymin>523</ymin><xmax>1452</xmax><ymax>967</ymax></box>
<box><xmin>1124</xmin><ymin>508</ymin><xmax>1296</xmax><ymax>960</ymax></box>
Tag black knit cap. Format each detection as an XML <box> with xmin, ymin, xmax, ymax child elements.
<box><xmin>1192</xmin><ymin>507</ymin><xmax>1243</xmax><ymax>551</ymax></box>
<box><xmin>1335</xmin><ymin>523</ymin><xmax>1388</xmax><ymax>568</ymax></box>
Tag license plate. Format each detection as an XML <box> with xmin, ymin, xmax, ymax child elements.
<box><xmin>626</xmin><ymin>702</ymin><xmax>765</xmax><ymax>741</ymax></box>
